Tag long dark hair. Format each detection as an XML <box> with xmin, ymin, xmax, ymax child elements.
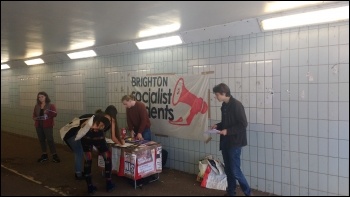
<box><xmin>105</xmin><ymin>105</ymin><xmax>121</xmax><ymax>141</ymax></box>
<box><xmin>36</xmin><ymin>91</ymin><xmax>51</xmax><ymax>104</ymax></box>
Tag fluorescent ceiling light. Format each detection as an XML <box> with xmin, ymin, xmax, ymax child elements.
<box><xmin>69</xmin><ymin>41</ymin><xmax>95</xmax><ymax>51</ymax></box>
<box><xmin>25</xmin><ymin>58</ymin><xmax>45</xmax><ymax>66</ymax></box>
<box><xmin>139</xmin><ymin>23</ymin><xmax>181</xmax><ymax>38</ymax></box>
<box><xmin>136</xmin><ymin>35</ymin><xmax>183</xmax><ymax>50</ymax></box>
<box><xmin>1</xmin><ymin>64</ymin><xmax>10</xmax><ymax>70</ymax></box>
<box><xmin>67</xmin><ymin>50</ymin><xmax>96</xmax><ymax>59</ymax></box>
<box><xmin>261</xmin><ymin>6</ymin><xmax>349</xmax><ymax>31</ymax></box>
<box><xmin>265</xmin><ymin>1</ymin><xmax>325</xmax><ymax>12</ymax></box>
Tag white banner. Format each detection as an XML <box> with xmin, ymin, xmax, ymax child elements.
<box><xmin>128</xmin><ymin>75</ymin><xmax>209</xmax><ymax>141</ymax></box>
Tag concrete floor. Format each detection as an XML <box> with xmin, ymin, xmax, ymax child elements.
<box><xmin>1</xmin><ymin>131</ymin><xmax>274</xmax><ymax>196</ymax></box>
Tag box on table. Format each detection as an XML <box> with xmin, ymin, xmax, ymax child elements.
<box><xmin>122</xmin><ymin>142</ymin><xmax>162</xmax><ymax>180</ymax></box>
<box><xmin>98</xmin><ymin>141</ymin><xmax>162</xmax><ymax>180</ymax></box>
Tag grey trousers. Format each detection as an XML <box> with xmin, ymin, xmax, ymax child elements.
<box><xmin>36</xmin><ymin>127</ymin><xmax>57</xmax><ymax>154</ymax></box>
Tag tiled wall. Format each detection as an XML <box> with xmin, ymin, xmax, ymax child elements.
<box><xmin>1</xmin><ymin>22</ymin><xmax>349</xmax><ymax>196</ymax></box>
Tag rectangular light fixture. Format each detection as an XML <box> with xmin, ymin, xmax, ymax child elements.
<box><xmin>261</xmin><ymin>5</ymin><xmax>349</xmax><ymax>31</ymax></box>
<box><xmin>1</xmin><ymin>64</ymin><xmax>10</xmax><ymax>70</ymax></box>
<box><xmin>135</xmin><ymin>35</ymin><xmax>183</xmax><ymax>50</ymax></box>
<box><xmin>24</xmin><ymin>58</ymin><xmax>45</xmax><ymax>66</ymax></box>
<box><xmin>67</xmin><ymin>50</ymin><xmax>96</xmax><ymax>59</ymax></box>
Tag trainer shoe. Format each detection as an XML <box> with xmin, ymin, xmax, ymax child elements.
<box><xmin>52</xmin><ymin>154</ymin><xmax>61</xmax><ymax>163</ymax></box>
<box><xmin>37</xmin><ymin>154</ymin><xmax>48</xmax><ymax>163</ymax></box>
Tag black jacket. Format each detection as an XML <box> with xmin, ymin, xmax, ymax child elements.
<box><xmin>217</xmin><ymin>96</ymin><xmax>248</xmax><ymax>150</ymax></box>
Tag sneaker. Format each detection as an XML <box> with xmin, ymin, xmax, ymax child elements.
<box><xmin>52</xmin><ymin>154</ymin><xmax>61</xmax><ymax>163</ymax></box>
<box><xmin>106</xmin><ymin>182</ymin><xmax>116</xmax><ymax>192</ymax></box>
<box><xmin>75</xmin><ymin>172</ymin><xmax>85</xmax><ymax>180</ymax></box>
<box><xmin>88</xmin><ymin>185</ymin><xmax>97</xmax><ymax>195</ymax></box>
<box><xmin>37</xmin><ymin>154</ymin><xmax>48</xmax><ymax>163</ymax></box>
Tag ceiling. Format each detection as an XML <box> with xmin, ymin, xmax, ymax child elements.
<box><xmin>1</xmin><ymin>1</ymin><xmax>346</xmax><ymax>66</ymax></box>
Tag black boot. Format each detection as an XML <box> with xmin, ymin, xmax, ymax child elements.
<box><xmin>87</xmin><ymin>184</ymin><xmax>97</xmax><ymax>195</ymax></box>
<box><xmin>106</xmin><ymin>181</ymin><xmax>116</xmax><ymax>192</ymax></box>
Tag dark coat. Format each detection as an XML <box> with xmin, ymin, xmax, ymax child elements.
<box><xmin>217</xmin><ymin>96</ymin><xmax>248</xmax><ymax>150</ymax></box>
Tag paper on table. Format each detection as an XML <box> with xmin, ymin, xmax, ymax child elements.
<box><xmin>113</xmin><ymin>142</ymin><xmax>134</xmax><ymax>148</ymax></box>
<box><xmin>105</xmin><ymin>137</ymin><xmax>134</xmax><ymax>147</ymax></box>
<box><xmin>105</xmin><ymin>138</ymin><xmax>115</xmax><ymax>144</ymax></box>
<box><xmin>205</xmin><ymin>129</ymin><xmax>220</xmax><ymax>134</ymax></box>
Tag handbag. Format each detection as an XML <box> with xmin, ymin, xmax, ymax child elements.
<box><xmin>75</xmin><ymin>115</ymin><xmax>94</xmax><ymax>140</ymax></box>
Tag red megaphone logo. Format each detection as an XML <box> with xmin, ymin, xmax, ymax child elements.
<box><xmin>169</xmin><ymin>78</ymin><xmax>208</xmax><ymax>125</ymax></box>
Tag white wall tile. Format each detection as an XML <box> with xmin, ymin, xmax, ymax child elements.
<box><xmin>281</xmin><ymin>32</ymin><xmax>290</xmax><ymax>50</ymax></box>
<box><xmin>281</xmin><ymin>50</ymin><xmax>289</xmax><ymax>67</ymax></box>
<box><xmin>273</xmin><ymin>33</ymin><xmax>281</xmax><ymax>51</ymax></box>
<box><xmin>290</xmin><ymin>32</ymin><xmax>299</xmax><ymax>49</ymax></box>
<box><xmin>339</xmin><ymin>64</ymin><xmax>349</xmax><ymax>83</ymax></box>
<box><xmin>265</xmin><ymin>35</ymin><xmax>273</xmax><ymax>52</ymax></box>
<box><xmin>289</xmin><ymin>67</ymin><xmax>298</xmax><ymax>84</ymax></box>
<box><xmin>339</xmin><ymin>83</ymin><xmax>349</xmax><ymax>102</ymax></box>
<box><xmin>329</xmin><ymin>46</ymin><xmax>339</xmax><ymax>65</ymax></box>
<box><xmin>329</xmin><ymin>157</ymin><xmax>339</xmax><ymax>176</ymax></box>
<box><xmin>319</xmin><ymin>27</ymin><xmax>329</xmax><ymax>46</ymax></box>
<box><xmin>339</xmin><ymin>25</ymin><xmax>349</xmax><ymax>44</ymax></box>
<box><xmin>290</xmin><ymin>49</ymin><xmax>299</xmax><ymax>67</ymax></box>
<box><xmin>299</xmin><ymin>48</ymin><xmax>308</xmax><ymax>66</ymax></box>
<box><xmin>339</xmin><ymin>121</ymin><xmax>349</xmax><ymax>140</ymax></box>
<box><xmin>299</xmin><ymin>136</ymin><xmax>308</xmax><ymax>154</ymax></box>
<box><xmin>318</xmin><ymin>84</ymin><xmax>328</xmax><ymax>101</ymax></box>
<box><xmin>328</xmin><ymin>175</ymin><xmax>338</xmax><ymax>194</ymax></box>
<box><xmin>318</xmin><ymin>46</ymin><xmax>329</xmax><ymax>64</ymax></box>
<box><xmin>309</xmin><ymin>137</ymin><xmax>318</xmax><ymax>155</ymax></box>
<box><xmin>339</xmin><ymin>44</ymin><xmax>349</xmax><ymax>63</ymax></box>
<box><xmin>339</xmin><ymin>102</ymin><xmax>349</xmax><ymax>121</ymax></box>
<box><xmin>329</xmin><ymin>26</ymin><xmax>339</xmax><ymax>46</ymax></box>
<box><xmin>299</xmin><ymin>30</ymin><xmax>309</xmax><ymax>48</ymax></box>
<box><xmin>339</xmin><ymin>177</ymin><xmax>349</xmax><ymax>196</ymax></box>
<box><xmin>308</xmin><ymin>29</ymin><xmax>319</xmax><ymax>47</ymax></box>
<box><xmin>318</xmin><ymin>173</ymin><xmax>328</xmax><ymax>192</ymax></box>
<box><xmin>291</xmin><ymin>168</ymin><xmax>300</xmax><ymax>186</ymax></box>
<box><xmin>266</xmin><ymin>149</ymin><xmax>274</xmax><ymax>165</ymax></box>
<box><xmin>235</xmin><ymin>39</ymin><xmax>243</xmax><ymax>55</ymax></box>
<box><xmin>339</xmin><ymin>140</ymin><xmax>349</xmax><ymax>159</ymax></box>
<box><xmin>257</xmin><ymin>36</ymin><xmax>264</xmax><ymax>53</ymax></box>
<box><xmin>281</xmin><ymin>68</ymin><xmax>289</xmax><ymax>84</ymax></box>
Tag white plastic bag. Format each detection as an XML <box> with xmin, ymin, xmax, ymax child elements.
<box><xmin>200</xmin><ymin>158</ymin><xmax>227</xmax><ymax>191</ymax></box>
<box><xmin>59</xmin><ymin>117</ymin><xmax>81</xmax><ymax>140</ymax></box>
<box><xmin>75</xmin><ymin>116</ymin><xmax>94</xmax><ymax>140</ymax></box>
<box><xmin>197</xmin><ymin>155</ymin><xmax>213</xmax><ymax>182</ymax></box>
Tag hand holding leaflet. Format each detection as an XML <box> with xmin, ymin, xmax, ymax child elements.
<box><xmin>205</xmin><ymin>129</ymin><xmax>220</xmax><ymax>134</ymax></box>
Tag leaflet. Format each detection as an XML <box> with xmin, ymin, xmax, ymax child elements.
<box><xmin>204</xmin><ymin>129</ymin><xmax>220</xmax><ymax>134</ymax></box>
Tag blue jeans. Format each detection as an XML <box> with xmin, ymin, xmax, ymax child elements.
<box><xmin>222</xmin><ymin>147</ymin><xmax>251</xmax><ymax>196</ymax></box>
<box><xmin>141</xmin><ymin>128</ymin><xmax>152</xmax><ymax>141</ymax></box>
<box><xmin>66</xmin><ymin>135</ymin><xmax>84</xmax><ymax>175</ymax></box>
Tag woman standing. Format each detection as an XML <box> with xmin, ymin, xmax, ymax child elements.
<box><xmin>32</xmin><ymin>91</ymin><xmax>60</xmax><ymax>163</ymax></box>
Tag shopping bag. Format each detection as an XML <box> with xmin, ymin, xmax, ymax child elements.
<box><xmin>196</xmin><ymin>155</ymin><xmax>213</xmax><ymax>182</ymax></box>
<box><xmin>75</xmin><ymin>116</ymin><xmax>94</xmax><ymax>140</ymax></box>
<box><xmin>200</xmin><ymin>159</ymin><xmax>227</xmax><ymax>191</ymax></box>
<box><xmin>197</xmin><ymin>159</ymin><xmax>209</xmax><ymax>182</ymax></box>
<box><xmin>59</xmin><ymin>117</ymin><xmax>81</xmax><ymax>140</ymax></box>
